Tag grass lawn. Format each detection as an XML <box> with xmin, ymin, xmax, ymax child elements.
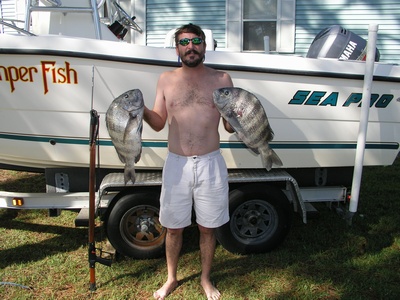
<box><xmin>0</xmin><ymin>157</ymin><xmax>399</xmax><ymax>299</ymax></box>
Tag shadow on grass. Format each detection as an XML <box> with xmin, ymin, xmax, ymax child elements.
<box><xmin>0</xmin><ymin>220</ymin><xmax>86</xmax><ymax>268</ymax></box>
<box><xmin>0</xmin><ymin>216</ymin><xmax>112</xmax><ymax>269</ymax></box>
<box><xmin>97</xmin><ymin>258</ymin><xmax>165</xmax><ymax>290</ymax></box>
<box><xmin>0</xmin><ymin>171</ymin><xmax>46</xmax><ymax>193</ymax></box>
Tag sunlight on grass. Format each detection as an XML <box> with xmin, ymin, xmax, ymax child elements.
<box><xmin>1</xmin><ymin>157</ymin><xmax>399</xmax><ymax>299</ymax></box>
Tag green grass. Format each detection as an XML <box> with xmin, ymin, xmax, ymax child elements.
<box><xmin>0</xmin><ymin>157</ymin><xmax>399</xmax><ymax>299</ymax></box>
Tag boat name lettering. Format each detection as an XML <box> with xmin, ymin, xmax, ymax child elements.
<box><xmin>289</xmin><ymin>90</ymin><xmax>393</xmax><ymax>108</ymax></box>
<box><xmin>0</xmin><ymin>61</ymin><xmax>78</xmax><ymax>94</ymax></box>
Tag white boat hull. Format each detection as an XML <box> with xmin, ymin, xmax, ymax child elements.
<box><xmin>0</xmin><ymin>35</ymin><xmax>399</xmax><ymax>171</ymax></box>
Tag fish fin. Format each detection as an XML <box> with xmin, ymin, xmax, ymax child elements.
<box><xmin>134</xmin><ymin>130</ymin><xmax>143</xmax><ymax>163</ymax></box>
<box><xmin>117</xmin><ymin>152</ymin><xmax>126</xmax><ymax>164</ymax></box>
<box><xmin>246</xmin><ymin>146</ymin><xmax>259</xmax><ymax>155</ymax></box>
<box><xmin>123</xmin><ymin>116</ymin><xmax>139</xmax><ymax>142</ymax></box>
<box><xmin>260</xmin><ymin>148</ymin><xmax>283</xmax><ymax>171</ymax></box>
<box><xmin>124</xmin><ymin>163</ymin><xmax>136</xmax><ymax>185</ymax></box>
<box><xmin>265</xmin><ymin>125</ymin><xmax>275</xmax><ymax>142</ymax></box>
<box><xmin>137</xmin><ymin>117</ymin><xmax>143</xmax><ymax>134</ymax></box>
<box><xmin>248</xmin><ymin>147</ymin><xmax>260</xmax><ymax>155</ymax></box>
<box><xmin>227</xmin><ymin>118</ymin><xmax>242</xmax><ymax>132</ymax></box>
<box><xmin>134</xmin><ymin>148</ymin><xmax>142</xmax><ymax>163</ymax></box>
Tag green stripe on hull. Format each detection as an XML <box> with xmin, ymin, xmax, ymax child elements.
<box><xmin>0</xmin><ymin>133</ymin><xmax>398</xmax><ymax>150</ymax></box>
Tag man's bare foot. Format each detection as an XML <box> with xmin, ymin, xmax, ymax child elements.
<box><xmin>201</xmin><ymin>278</ymin><xmax>221</xmax><ymax>300</ymax></box>
<box><xmin>153</xmin><ymin>279</ymin><xmax>178</xmax><ymax>300</ymax></box>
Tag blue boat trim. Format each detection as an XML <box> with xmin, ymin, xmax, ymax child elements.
<box><xmin>0</xmin><ymin>133</ymin><xmax>398</xmax><ymax>150</ymax></box>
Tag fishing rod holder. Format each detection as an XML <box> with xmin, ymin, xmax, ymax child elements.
<box><xmin>88</xmin><ymin>242</ymin><xmax>113</xmax><ymax>268</ymax></box>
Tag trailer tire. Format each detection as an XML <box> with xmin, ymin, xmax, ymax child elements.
<box><xmin>106</xmin><ymin>191</ymin><xmax>165</xmax><ymax>259</ymax></box>
<box><xmin>216</xmin><ymin>184</ymin><xmax>292</xmax><ymax>254</ymax></box>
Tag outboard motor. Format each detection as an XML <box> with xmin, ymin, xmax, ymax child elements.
<box><xmin>307</xmin><ymin>25</ymin><xmax>380</xmax><ymax>61</ymax></box>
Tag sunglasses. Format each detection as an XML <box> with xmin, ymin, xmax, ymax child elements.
<box><xmin>178</xmin><ymin>37</ymin><xmax>203</xmax><ymax>46</ymax></box>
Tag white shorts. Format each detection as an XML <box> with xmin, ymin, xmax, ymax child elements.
<box><xmin>159</xmin><ymin>150</ymin><xmax>229</xmax><ymax>229</ymax></box>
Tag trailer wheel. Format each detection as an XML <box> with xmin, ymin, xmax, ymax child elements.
<box><xmin>216</xmin><ymin>184</ymin><xmax>292</xmax><ymax>254</ymax></box>
<box><xmin>106</xmin><ymin>191</ymin><xmax>165</xmax><ymax>259</ymax></box>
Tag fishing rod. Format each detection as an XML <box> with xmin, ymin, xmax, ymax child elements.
<box><xmin>88</xmin><ymin>109</ymin><xmax>112</xmax><ymax>292</ymax></box>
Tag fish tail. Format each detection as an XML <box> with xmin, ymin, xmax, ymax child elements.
<box><xmin>261</xmin><ymin>148</ymin><xmax>283</xmax><ymax>171</ymax></box>
<box><xmin>124</xmin><ymin>164</ymin><xmax>136</xmax><ymax>185</ymax></box>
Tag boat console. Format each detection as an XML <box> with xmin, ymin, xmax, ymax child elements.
<box><xmin>3</xmin><ymin>0</ymin><xmax>142</xmax><ymax>41</ymax></box>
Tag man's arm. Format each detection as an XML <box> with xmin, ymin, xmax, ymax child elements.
<box><xmin>143</xmin><ymin>107</ymin><xmax>165</xmax><ymax>132</ymax></box>
<box><xmin>143</xmin><ymin>75</ymin><xmax>168</xmax><ymax>132</ymax></box>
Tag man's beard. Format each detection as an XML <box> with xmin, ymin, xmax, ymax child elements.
<box><xmin>181</xmin><ymin>50</ymin><xmax>205</xmax><ymax>67</ymax></box>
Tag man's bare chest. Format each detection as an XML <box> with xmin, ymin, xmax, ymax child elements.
<box><xmin>167</xmin><ymin>83</ymin><xmax>215</xmax><ymax>109</ymax></box>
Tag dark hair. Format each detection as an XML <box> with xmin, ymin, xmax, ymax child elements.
<box><xmin>174</xmin><ymin>23</ymin><xmax>206</xmax><ymax>46</ymax></box>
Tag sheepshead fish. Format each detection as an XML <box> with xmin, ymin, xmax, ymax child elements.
<box><xmin>213</xmin><ymin>87</ymin><xmax>283</xmax><ymax>171</ymax></box>
<box><xmin>106</xmin><ymin>89</ymin><xmax>144</xmax><ymax>184</ymax></box>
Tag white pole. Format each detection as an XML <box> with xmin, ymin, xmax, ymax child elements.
<box><xmin>347</xmin><ymin>24</ymin><xmax>379</xmax><ymax>224</ymax></box>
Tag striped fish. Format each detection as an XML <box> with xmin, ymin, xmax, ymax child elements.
<box><xmin>106</xmin><ymin>89</ymin><xmax>144</xmax><ymax>184</ymax></box>
<box><xmin>213</xmin><ymin>87</ymin><xmax>283</xmax><ymax>171</ymax></box>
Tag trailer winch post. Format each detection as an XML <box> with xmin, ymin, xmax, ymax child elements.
<box><xmin>346</xmin><ymin>24</ymin><xmax>379</xmax><ymax>225</ymax></box>
<box><xmin>88</xmin><ymin>109</ymin><xmax>111</xmax><ymax>292</ymax></box>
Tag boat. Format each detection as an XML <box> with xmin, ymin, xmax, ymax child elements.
<box><xmin>1</xmin><ymin>0</ymin><xmax>399</xmax><ymax>186</ymax></box>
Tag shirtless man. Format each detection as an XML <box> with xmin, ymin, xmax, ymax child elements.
<box><xmin>143</xmin><ymin>23</ymin><xmax>233</xmax><ymax>300</ymax></box>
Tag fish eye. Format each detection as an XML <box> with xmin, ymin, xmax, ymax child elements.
<box><xmin>124</xmin><ymin>94</ymin><xmax>129</xmax><ymax>98</ymax></box>
<box><xmin>224</xmin><ymin>90</ymin><xmax>230</xmax><ymax>96</ymax></box>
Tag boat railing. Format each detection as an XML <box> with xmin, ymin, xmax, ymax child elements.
<box><xmin>0</xmin><ymin>19</ymin><xmax>36</xmax><ymax>36</ymax></box>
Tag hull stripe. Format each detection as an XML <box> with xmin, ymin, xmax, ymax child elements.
<box><xmin>0</xmin><ymin>133</ymin><xmax>398</xmax><ymax>150</ymax></box>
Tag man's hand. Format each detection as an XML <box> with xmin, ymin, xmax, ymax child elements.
<box><xmin>223</xmin><ymin>118</ymin><xmax>234</xmax><ymax>133</ymax></box>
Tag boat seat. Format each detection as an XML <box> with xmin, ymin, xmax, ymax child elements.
<box><xmin>164</xmin><ymin>28</ymin><xmax>216</xmax><ymax>51</ymax></box>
